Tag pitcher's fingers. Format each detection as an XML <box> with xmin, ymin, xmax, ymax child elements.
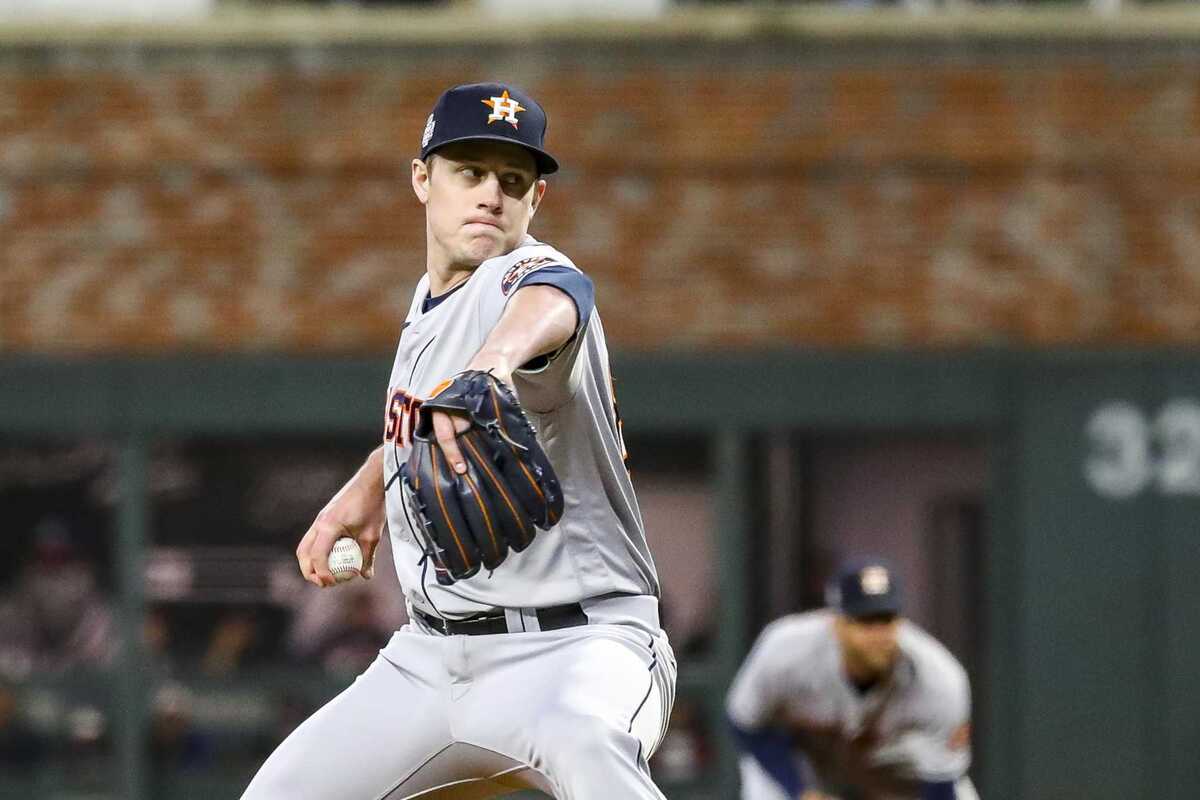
<box><xmin>296</xmin><ymin>526</ymin><xmax>319</xmax><ymax>584</ymax></box>
<box><xmin>433</xmin><ymin>411</ymin><xmax>468</xmax><ymax>475</ymax></box>
<box><xmin>309</xmin><ymin>523</ymin><xmax>344</xmax><ymax>588</ymax></box>
<box><xmin>359</xmin><ymin>520</ymin><xmax>383</xmax><ymax>580</ymax></box>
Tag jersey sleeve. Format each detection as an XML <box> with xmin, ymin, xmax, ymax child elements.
<box><xmin>509</xmin><ymin>265</ymin><xmax>594</xmax><ymax>374</ymax></box>
<box><xmin>476</xmin><ymin>252</ymin><xmax>595</xmax><ymax>412</ymax></box>
<box><xmin>514</xmin><ymin>265</ymin><xmax>594</xmax><ymax>337</ymax></box>
<box><xmin>726</xmin><ymin>620</ymin><xmax>791</xmax><ymax>730</ymax></box>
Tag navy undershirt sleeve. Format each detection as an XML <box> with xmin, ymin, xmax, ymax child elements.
<box><xmin>514</xmin><ymin>265</ymin><xmax>594</xmax><ymax>333</ymax></box>
<box><xmin>727</xmin><ymin>716</ymin><xmax>805</xmax><ymax>796</ymax></box>
<box><xmin>922</xmin><ymin>780</ymin><xmax>957</xmax><ymax>800</ymax></box>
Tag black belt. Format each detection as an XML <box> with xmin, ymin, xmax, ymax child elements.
<box><xmin>414</xmin><ymin>603</ymin><xmax>588</xmax><ymax>636</ymax></box>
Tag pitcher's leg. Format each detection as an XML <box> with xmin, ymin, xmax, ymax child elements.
<box><xmin>242</xmin><ymin>639</ymin><xmax>452</xmax><ymax>800</ymax></box>
<box><xmin>464</xmin><ymin>627</ymin><xmax>677</xmax><ymax>800</ymax></box>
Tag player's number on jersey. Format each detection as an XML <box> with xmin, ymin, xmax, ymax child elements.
<box><xmin>1085</xmin><ymin>399</ymin><xmax>1200</xmax><ymax>499</ymax></box>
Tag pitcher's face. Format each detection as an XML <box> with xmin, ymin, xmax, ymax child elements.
<box><xmin>413</xmin><ymin>140</ymin><xmax>546</xmax><ymax>269</ymax></box>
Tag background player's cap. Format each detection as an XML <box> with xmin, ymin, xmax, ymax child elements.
<box><xmin>419</xmin><ymin>82</ymin><xmax>559</xmax><ymax>175</ymax></box>
<box><xmin>827</xmin><ymin>557</ymin><xmax>903</xmax><ymax>618</ymax></box>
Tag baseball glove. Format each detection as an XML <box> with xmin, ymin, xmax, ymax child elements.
<box><xmin>402</xmin><ymin>370</ymin><xmax>564</xmax><ymax>583</ymax></box>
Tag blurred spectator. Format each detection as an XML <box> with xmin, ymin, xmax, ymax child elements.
<box><xmin>651</xmin><ymin>697</ymin><xmax>711</xmax><ymax>785</ymax></box>
<box><xmin>309</xmin><ymin>590</ymin><xmax>390</xmax><ymax>677</ymax></box>
<box><xmin>200</xmin><ymin>610</ymin><xmax>262</xmax><ymax>676</ymax></box>
<box><xmin>251</xmin><ymin>691</ymin><xmax>317</xmax><ymax>763</ymax></box>
<box><xmin>0</xmin><ymin>517</ymin><xmax>118</xmax><ymax>680</ymax></box>
<box><xmin>286</xmin><ymin>533</ymin><xmax>407</xmax><ymax>669</ymax></box>
<box><xmin>143</xmin><ymin>606</ymin><xmax>177</xmax><ymax>678</ymax></box>
<box><xmin>326</xmin><ymin>0</ymin><xmax>446</xmax><ymax>5</ymax></box>
<box><xmin>148</xmin><ymin>683</ymin><xmax>215</xmax><ymax>788</ymax></box>
<box><xmin>0</xmin><ymin>683</ymin><xmax>45</xmax><ymax>773</ymax></box>
<box><xmin>61</xmin><ymin>702</ymin><xmax>110</xmax><ymax>786</ymax></box>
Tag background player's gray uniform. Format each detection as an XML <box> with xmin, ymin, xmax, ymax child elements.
<box><xmin>242</xmin><ymin>237</ymin><xmax>676</xmax><ymax>799</ymax></box>
<box><xmin>727</xmin><ymin>611</ymin><xmax>977</xmax><ymax>800</ymax></box>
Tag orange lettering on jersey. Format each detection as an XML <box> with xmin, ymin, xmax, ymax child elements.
<box><xmin>384</xmin><ymin>387</ymin><xmax>426</xmax><ymax>448</ymax></box>
<box><xmin>385</xmin><ymin>389</ymin><xmax>403</xmax><ymax>441</ymax></box>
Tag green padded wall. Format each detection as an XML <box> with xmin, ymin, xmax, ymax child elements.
<box><xmin>1014</xmin><ymin>355</ymin><xmax>1200</xmax><ymax>799</ymax></box>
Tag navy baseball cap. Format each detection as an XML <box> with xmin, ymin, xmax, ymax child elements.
<box><xmin>827</xmin><ymin>558</ymin><xmax>903</xmax><ymax>618</ymax></box>
<box><xmin>419</xmin><ymin>82</ymin><xmax>559</xmax><ymax>175</ymax></box>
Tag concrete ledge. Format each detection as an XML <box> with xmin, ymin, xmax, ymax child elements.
<box><xmin>0</xmin><ymin>3</ymin><xmax>1198</xmax><ymax>45</ymax></box>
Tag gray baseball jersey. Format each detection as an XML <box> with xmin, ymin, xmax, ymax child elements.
<box><xmin>727</xmin><ymin>610</ymin><xmax>975</xmax><ymax>800</ymax></box>
<box><xmin>381</xmin><ymin>234</ymin><xmax>660</xmax><ymax>620</ymax></box>
<box><xmin>242</xmin><ymin>235</ymin><xmax>676</xmax><ymax>800</ymax></box>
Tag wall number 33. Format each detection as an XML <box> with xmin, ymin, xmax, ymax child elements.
<box><xmin>1085</xmin><ymin>399</ymin><xmax>1200</xmax><ymax>499</ymax></box>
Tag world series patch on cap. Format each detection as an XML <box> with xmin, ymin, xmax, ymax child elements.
<box><xmin>419</xmin><ymin>82</ymin><xmax>559</xmax><ymax>175</ymax></box>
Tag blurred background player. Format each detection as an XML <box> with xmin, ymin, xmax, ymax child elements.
<box><xmin>726</xmin><ymin>559</ymin><xmax>977</xmax><ymax>800</ymax></box>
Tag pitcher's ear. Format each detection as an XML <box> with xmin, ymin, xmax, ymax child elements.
<box><xmin>530</xmin><ymin>178</ymin><xmax>547</xmax><ymax>215</ymax></box>
<box><xmin>412</xmin><ymin>158</ymin><xmax>432</xmax><ymax>204</ymax></box>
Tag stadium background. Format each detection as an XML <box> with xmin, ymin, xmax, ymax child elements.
<box><xmin>2</xmin><ymin>1</ymin><xmax>1199</xmax><ymax>798</ymax></box>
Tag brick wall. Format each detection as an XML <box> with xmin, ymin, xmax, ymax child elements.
<box><xmin>2</xmin><ymin>37</ymin><xmax>1199</xmax><ymax>352</ymax></box>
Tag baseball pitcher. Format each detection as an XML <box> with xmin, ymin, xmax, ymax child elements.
<box><xmin>242</xmin><ymin>82</ymin><xmax>676</xmax><ymax>799</ymax></box>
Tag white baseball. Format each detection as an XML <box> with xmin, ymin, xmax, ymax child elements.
<box><xmin>328</xmin><ymin>537</ymin><xmax>363</xmax><ymax>583</ymax></box>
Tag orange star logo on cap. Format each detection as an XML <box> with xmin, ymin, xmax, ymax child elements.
<box><xmin>482</xmin><ymin>90</ymin><xmax>526</xmax><ymax>129</ymax></box>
